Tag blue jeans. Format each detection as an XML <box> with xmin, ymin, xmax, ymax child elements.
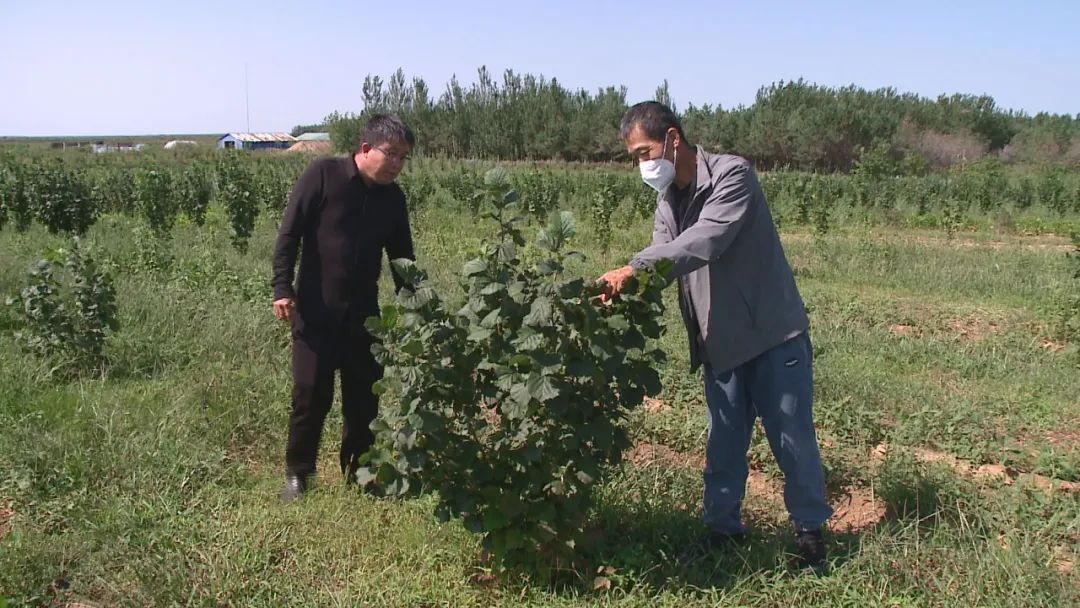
<box><xmin>702</xmin><ymin>332</ymin><xmax>832</xmax><ymax>533</ymax></box>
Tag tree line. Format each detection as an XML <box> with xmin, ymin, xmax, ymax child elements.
<box><xmin>319</xmin><ymin>67</ymin><xmax>1079</xmax><ymax>172</ymax></box>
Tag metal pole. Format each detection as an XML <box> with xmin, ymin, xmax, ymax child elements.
<box><xmin>245</xmin><ymin>63</ymin><xmax>250</xmax><ymax>132</ymax></box>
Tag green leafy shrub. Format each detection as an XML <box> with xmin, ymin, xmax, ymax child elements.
<box><xmin>6</xmin><ymin>239</ymin><xmax>119</xmax><ymax>375</ymax></box>
<box><xmin>359</xmin><ymin>168</ymin><xmax>670</xmax><ymax>575</ymax></box>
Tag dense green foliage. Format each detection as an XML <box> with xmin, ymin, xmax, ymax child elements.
<box><xmin>5</xmin><ymin>239</ymin><xmax>118</xmax><ymax>376</ymax></box>
<box><xmin>2</xmin><ymin>152</ymin><xmax>1078</xmax><ymax>249</ymax></box>
<box><xmin>322</xmin><ymin>68</ymin><xmax>1080</xmax><ymax>170</ymax></box>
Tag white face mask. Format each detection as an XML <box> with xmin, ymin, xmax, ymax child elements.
<box><xmin>638</xmin><ymin>133</ymin><xmax>677</xmax><ymax>193</ymax></box>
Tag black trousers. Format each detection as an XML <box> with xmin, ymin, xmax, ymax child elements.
<box><xmin>285</xmin><ymin>326</ymin><xmax>383</xmax><ymax>478</ymax></box>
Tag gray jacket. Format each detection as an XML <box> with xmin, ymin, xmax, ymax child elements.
<box><xmin>630</xmin><ymin>147</ymin><xmax>808</xmax><ymax>373</ymax></box>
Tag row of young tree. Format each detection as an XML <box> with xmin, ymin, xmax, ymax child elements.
<box><xmin>0</xmin><ymin>151</ymin><xmax>304</xmax><ymax>252</ymax></box>
<box><xmin>3</xmin><ymin>152</ymin><xmax>1078</xmax><ymax>251</ymax></box>
<box><xmin>320</xmin><ymin>67</ymin><xmax>1080</xmax><ymax>171</ymax></box>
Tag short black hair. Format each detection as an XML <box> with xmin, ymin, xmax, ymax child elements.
<box><xmin>360</xmin><ymin>114</ymin><xmax>415</xmax><ymax>149</ymax></box>
<box><xmin>619</xmin><ymin>101</ymin><xmax>689</xmax><ymax>145</ymax></box>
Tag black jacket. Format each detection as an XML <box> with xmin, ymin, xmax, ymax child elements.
<box><xmin>272</xmin><ymin>156</ymin><xmax>415</xmax><ymax>337</ymax></box>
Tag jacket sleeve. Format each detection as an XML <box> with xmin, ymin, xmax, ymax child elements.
<box><xmin>630</xmin><ymin>159</ymin><xmax>752</xmax><ymax>280</ymax></box>
<box><xmin>385</xmin><ymin>194</ymin><xmax>416</xmax><ymax>293</ymax></box>
<box><xmin>271</xmin><ymin>160</ymin><xmax>322</xmax><ymax>301</ymax></box>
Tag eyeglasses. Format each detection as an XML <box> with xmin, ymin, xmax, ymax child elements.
<box><xmin>372</xmin><ymin>146</ymin><xmax>411</xmax><ymax>164</ymax></box>
<box><xmin>630</xmin><ymin>148</ymin><xmax>662</xmax><ymax>167</ymax></box>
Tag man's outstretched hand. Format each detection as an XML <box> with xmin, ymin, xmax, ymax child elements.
<box><xmin>272</xmin><ymin>298</ymin><xmax>295</xmax><ymax>323</ymax></box>
<box><xmin>596</xmin><ymin>265</ymin><xmax>635</xmax><ymax>303</ymax></box>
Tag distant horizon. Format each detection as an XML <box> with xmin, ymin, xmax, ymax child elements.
<box><xmin>2</xmin><ymin>75</ymin><xmax>1077</xmax><ymax>140</ymax></box>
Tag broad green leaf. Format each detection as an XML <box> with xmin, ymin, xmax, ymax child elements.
<box><xmin>606</xmin><ymin>314</ymin><xmax>629</xmax><ymax>331</ymax></box>
<box><xmin>497</xmin><ymin>241</ymin><xmax>517</xmax><ymax>263</ymax></box>
<box><xmin>526</xmin><ymin>373</ymin><xmax>559</xmax><ymax>402</ymax></box>
<box><xmin>370</xmin><ymin>417</ymin><xmax>391</xmax><ymax>434</ymax></box>
<box><xmin>495</xmin><ymin>370</ymin><xmax>516</xmax><ymax>391</ymax></box>
<box><xmin>364</xmin><ymin>311</ymin><xmax>395</xmax><ymax>335</ymax></box>
<box><xmin>523</xmin><ymin>296</ymin><xmax>553</xmax><ymax>326</ymax></box>
<box><xmin>398</xmin><ymin>286</ymin><xmax>434</xmax><ymax>309</ymax></box>
<box><xmin>400</xmin><ymin>339</ymin><xmax>424</xmax><ymax>356</ymax></box>
<box><xmin>462</xmin><ymin>258</ymin><xmax>488</xmax><ymax>277</ymax></box>
<box><xmin>532</xmin><ymin>352</ymin><xmax>562</xmax><ymax>374</ymax></box>
<box><xmin>535</xmin><ymin>260</ymin><xmax>561</xmax><ymax>276</ymax></box>
<box><xmin>484</xmin><ymin>167</ymin><xmax>509</xmax><ymax>188</ymax></box>
<box><xmin>503</xmin><ymin>387</ymin><xmax>530</xmax><ymax>419</ymax></box>
<box><xmin>512</xmin><ymin>331</ymin><xmax>544</xmax><ymax>351</ymax></box>
<box><xmin>507</xmin><ymin>280</ymin><xmax>526</xmax><ymax>300</ymax></box>
<box><xmin>536</xmin><ymin>210</ymin><xmax>576</xmax><ymax>252</ymax></box>
<box><xmin>483</xmin><ymin>508</ymin><xmax>510</xmax><ymax>531</ymax></box>
<box><xmin>480</xmin><ymin>307</ymin><xmax>502</xmax><ymax>329</ymax></box>
<box><xmin>468</xmin><ymin>326</ymin><xmax>493</xmax><ymax>341</ymax></box>
<box><xmin>412</xmin><ymin>411</ymin><xmax>444</xmax><ymax>432</ymax></box>
<box><xmin>371</xmin><ymin>379</ymin><xmax>390</xmax><ymax>396</ymax></box>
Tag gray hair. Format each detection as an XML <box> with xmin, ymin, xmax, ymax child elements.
<box><xmin>361</xmin><ymin>114</ymin><xmax>416</xmax><ymax>149</ymax></box>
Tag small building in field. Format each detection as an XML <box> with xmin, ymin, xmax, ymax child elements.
<box><xmin>295</xmin><ymin>132</ymin><xmax>331</xmax><ymax>142</ymax></box>
<box><xmin>217</xmin><ymin>132</ymin><xmax>296</xmax><ymax>151</ymax></box>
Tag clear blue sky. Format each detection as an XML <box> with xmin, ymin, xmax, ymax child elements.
<box><xmin>1</xmin><ymin>0</ymin><xmax>1077</xmax><ymax>136</ymax></box>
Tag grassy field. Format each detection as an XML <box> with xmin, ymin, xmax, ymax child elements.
<box><xmin>0</xmin><ymin>198</ymin><xmax>1078</xmax><ymax>606</ymax></box>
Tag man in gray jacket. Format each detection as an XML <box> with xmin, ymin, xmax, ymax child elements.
<box><xmin>599</xmin><ymin>102</ymin><xmax>832</xmax><ymax>568</ymax></box>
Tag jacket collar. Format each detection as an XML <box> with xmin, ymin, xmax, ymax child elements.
<box><xmin>345</xmin><ymin>153</ymin><xmax>362</xmax><ymax>181</ymax></box>
<box><xmin>346</xmin><ymin>153</ymin><xmax>388</xmax><ymax>190</ymax></box>
<box><xmin>692</xmin><ymin>145</ymin><xmax>713</xmax><ymax>198</ymax></box>
<box><xmin>661</xmin><ymin>145</ymin><xmax>714</xmax><ymax>231</ymax></box>
<box><xmin>663</xmin><ymin>145</ymin><xmax>712</xmax><ymax>200</ymax></box>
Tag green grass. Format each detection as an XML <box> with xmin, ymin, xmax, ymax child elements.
<box><xmin>1</xmin><ymin>200</ymin><xmax>1077</xmax><ymax>606</ymax></box>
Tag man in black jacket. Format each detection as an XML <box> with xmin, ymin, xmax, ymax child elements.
<box><xmin>271</xmin><ymin>115</ymin><xmax>416</xmax><ymax>502</ymax></box>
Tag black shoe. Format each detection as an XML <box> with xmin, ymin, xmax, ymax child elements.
<box><xmin>794</xmin><ymin>529</ymin><xmax>827</xmax><ymax>570</ymax></box>
<box><xmin>280</xmin><ymin>473</ymin><xmax>309</xmax><ymax>504</ymax></box>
